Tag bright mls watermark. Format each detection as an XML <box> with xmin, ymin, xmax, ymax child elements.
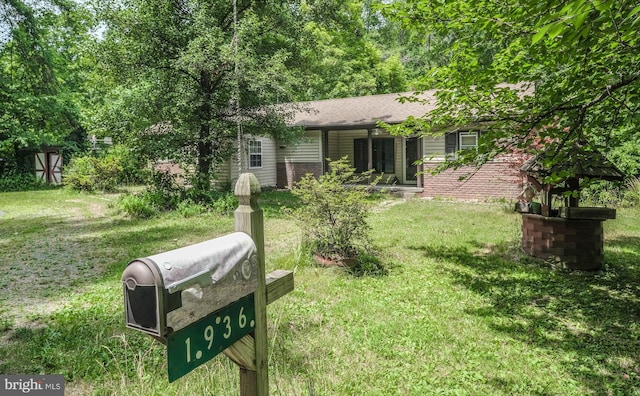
<box><xmin>0</xmin><ymin>375</ymin><xmax>64</xmax><ymax>395</ymax></box>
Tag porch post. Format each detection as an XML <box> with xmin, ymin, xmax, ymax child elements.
<box><xmin>416</xmin><ymin>137</ymin><xmax>423</xmax><ymax>188</ymax></box>
<box><xmin>367</xmin><ymin>129</ymin><xmax>373</xmax><ymax>171</ymax></box>
<box><xmin>322</xmin><ymin>129</ymin><xmax>329</xmax><ymax>174</ymax></box>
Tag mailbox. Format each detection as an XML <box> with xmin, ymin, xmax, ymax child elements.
<box><xmin>122</xmin><ymin>232</ymin><xmax>258</xmax><ymax>339</ymax></box>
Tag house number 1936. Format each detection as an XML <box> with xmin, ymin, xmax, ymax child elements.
<box><xmin>167</xmin><ymin>293</ymin><xmax>256</xmax><ymax>382</ymax></box>
<box><xmin>184</xmin><ymin>306</ymin><xmax>252</xmax><ymax>363</ymax></box>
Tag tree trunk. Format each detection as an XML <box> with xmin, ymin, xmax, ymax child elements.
<box><xmin>196</xmin><ymin>70</ymin><xmax>213</xmax><ymax>190</ymax></box>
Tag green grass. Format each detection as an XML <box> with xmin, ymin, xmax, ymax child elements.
<box><xmin>1</xmin><ymin>190</ymin><xmax>639</xmax><ymax>395</ymax></box>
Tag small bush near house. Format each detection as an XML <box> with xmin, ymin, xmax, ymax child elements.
<box><xmin>94</xmin><ymin>154</ymin><xmax>124</xmax><ymax>191</ymax></box>
<box><xmin>113</xmin><ymin>169</ymin><xmax>243</xmax><ymax>217</ymax></box>
<box><xmin>144</xmin><ymin>170</ymin><xmax>184</xmax><ymax>210</ymax></box>
<box><xmin>63</xmin><ymin>156</ymin><xmax>97</xmax><ymax>191</ymax></box>
<box><xmin>291</xmin><ymin>157</ymin><xmax>379</xmax><ymax>265</ymax></box>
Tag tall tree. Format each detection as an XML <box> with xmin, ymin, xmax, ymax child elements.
<box><xmin>290</xmin><ymin>0</ymin><xmax>411</xmax><ymax>100</ymax></box>
<box><xmin>0</xmin><ymin>0</ymin><xmax>88</xmax><ymax>174</ymax></box>
<box><xmin>90</xmin><ymin>0</ymin><xmax>305</xmax><ymax>189</ymax></box>
<box><xmin>380</xmin><ymin>0</ymin><xmax>640</xmax><ymax>178</ymax></box>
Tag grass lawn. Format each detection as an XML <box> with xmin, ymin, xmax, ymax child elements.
<box><xmin>1</xmin><ymin>188</ymin><xmax>639</xmax><ymax>395</ymax></box>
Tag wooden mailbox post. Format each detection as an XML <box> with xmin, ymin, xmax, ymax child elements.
<box><xmin>121</xmin><ymin>173</ymin><xmax>293</xmax><ymax>395</ymax></box>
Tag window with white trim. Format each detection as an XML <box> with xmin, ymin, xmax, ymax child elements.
<box><xmin>459</xmin><ymin>131</ymin><xmax>478</xmax><ymax>150</ymax></box>
<box><xmin>445</xmin><ymin>131</ymin><xmax>480</xmax><ymax>157</ymax></box>
<box><xmin>248</xmin><ymin>140</ymin><xmax>262</xmax><ymax>168</ymax></box>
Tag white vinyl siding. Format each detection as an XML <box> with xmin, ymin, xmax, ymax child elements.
<box><xmin>335</xmin><ymin>130</ymin><xmax>368</xmax><ymax>161</ymax></box>
<box><xmin>423</xmin><ymin>135</ymin><xmax>446</xmax><ymax>159</ymax></box>
<box><xmin>421</xmin><ymin>132</ymin><xmax>478</xmax><ymax>161</ymax></box>
<box><xmin>276</xmin><ymin>130</ymin><xmax>322</xmax><ymax>163</ymax></box>
<box><xmin>230</xmin><ymin>137</ymin><xmax>277</xmax><ymax>187</ymax></box>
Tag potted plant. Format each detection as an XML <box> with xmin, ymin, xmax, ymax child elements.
<box><xmin>291</xmin><ymin>157</ymin><xmax>377</xmax><ymax>268</ymax></box>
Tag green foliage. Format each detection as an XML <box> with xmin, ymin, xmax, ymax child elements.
<box><xmin>176</xmin><ymin>199</ymin><xmax>206</xmax><ymax>218</ymax></box>
<box><xmin>577</xmin><ymin>177</ymin><xmax>640</xmax><ymax>208</ymax></box>
<box><xmin>142</xmin><ymin>170</ymin><xmax>184</xmax><ymax>211</ymax></box>
<box><xmin>293</xmin><ymin>0</ymin><xmax>430</xmax><ymax>100</ymax></box>
<box><xmin>63</xmin><ymin>156</ymin><xmax>96</xmax><ymax>191</ymax></box>
<box><xmin>94</xmin><ymin>153</ymin><xmax>124</xmax><ymax>191</ymax></box>
<box><xmin>117</xmin><ymin>194</ymin><xmax>158</xmax><ymax>218</ymax></box>
<box><xmin>63</xmin><ymin>152</ymin><xmax>123</xmax><ymax>192</ymax></box>
<box><xmin>349</xmin><ymin>251</ymin><xmax>389</xmax><ymax>276</ymax></box>
<box><xmin>0</xmin><ymin>171</ymin><xmax>51</xmax><ymax>192</ymax></box>
<box><xmin>380</xmin><ymin>0</ymin><xmax>640</xmax><ymax>182</ymax></box>
<box><xmin>0</xmin><ymin>0</ymin><xmax>90</xmax><ymax>175</ymax></box>
<box><xmin>291</xmin><ymin>157</ymin><xmax>377</xmax><ymax>261</ymax></box>
<box><xmin>91</xmin><ymin>0</ymin><xmax>305</xmax><ymax>187</ymax></box>
<box><xmin>109</xmin><ymin>144</ymin><xmax>149</xmax><ymax>185</ymax></box>
<box><xmin>210</xmin><ymin>192</ymin><xmax>239</xmax><ymax>215</ymax></box>
<box><xmin>625</xmin><ymin>177</ymin><xmax>640</xmax><ymax>207</ymax></box>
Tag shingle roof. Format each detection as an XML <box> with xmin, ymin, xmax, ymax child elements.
<box><xmin>289</xmin><ymin>91</ymin><xmax>437</xmax><ymax>130</ymax></box>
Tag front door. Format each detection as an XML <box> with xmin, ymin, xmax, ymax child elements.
<box><xmin>404</xmin><ymin>138</ymin><xmax>418</xmax><ymax>184</ymax></box>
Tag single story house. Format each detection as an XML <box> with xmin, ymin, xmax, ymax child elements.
<box><xmin>214</xmin><ymin>90</ymin><xmax>524</xmax><ymax>200</ymax></box>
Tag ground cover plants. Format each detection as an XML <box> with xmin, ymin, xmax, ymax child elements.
<box><xmin>1</xmin><ymin>189</ymin><xmax>639</xmax><ymax>395</ymax></box>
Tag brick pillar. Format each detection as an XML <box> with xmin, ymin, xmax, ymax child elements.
<box><xmin>276</xmin><ymin>161</ymin><xmax>323</xmax><ymax>189</ymax></box>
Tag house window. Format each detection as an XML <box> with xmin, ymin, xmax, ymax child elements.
<box><xmin>459</xmin><ymin>131</ymin><xmax>478</xmax><ymax>150</ymax></box>
<box><xmin>445</xmin><ymin>131</ymin><xmax>480</xmax><ymax>156</ymax></box>
<box><xmin>248</xmin><ymin>140</ymin><xmax>262</xmax><ymax>168</ymax></box>
<box><xmin>354</xmin><ymin>138</ymin><xmax>395</xmax><ymax>173</ymax></box>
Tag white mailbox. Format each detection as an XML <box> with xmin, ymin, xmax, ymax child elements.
<box><xmin>122</xmin><ymin>232</ymin><xmax>258</xmax><ymax>339</ymax></box>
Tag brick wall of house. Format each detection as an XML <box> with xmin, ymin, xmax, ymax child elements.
<box><xmin>277</xmin><ymin>161</ymin><xmax>323</xmax><ymax>189</ymax></box>
<box><xmin>421</xmin><ymin>160</ymin><xmax>524</xmax><ymax>200</ymax></box>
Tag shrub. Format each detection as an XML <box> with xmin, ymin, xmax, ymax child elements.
<box><xmin>211</xmin><ymin>192</ymin><xmax>239</xmax><ymax>215</ymax></box>
<box><xmin>63</xmin><ymin>153</ymin><xmax>123</xmax><ymax>192</ymax></box>
<box><xmin>144</xmin><ymin>170</ymin><xmax>184</xmax><ymax>210</ymax></box>
<box><xmin>291</xmin><ymin>157</ymin><xmax>378</xmax><ymax>262</ymax></box>
<box><xmin>176</xmin><ymin>199</ymin><xmax>206</xmax><ymax>217</ymax></box>
<box><xmin>622</xmin><ymin>177</ymin><xmax>640</xmax><ymax>207</ymax></box>
<box><xmin>580</xmin><ymin>178</ymin><xmax>640</xmax><ymax>208</ymax></box>
<box><xmin>108</xmin><ymin>144</ymin><xmax>148</xmax><ymax>185</ymax></box>
<box><xmin>0</xmin><ymin>172</ymin><xmax>51</xmax><ymax>192</ymax></box>
<box><xmin>63</xmin><ymin>156</ymin><xmax>99</xmax><ymax>191</ymax></box>
<box><xmin>94</xmin><ymin>154</ymin><xmax>123</xmax><ymax>192</ymax></box>
<box><xmin>117</xmin><ymin>194</ymin><xmax>157</xmax><ymax>218</ymax></box>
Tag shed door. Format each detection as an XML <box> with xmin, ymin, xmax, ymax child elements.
<box><xmin>48</xmin><ymin>152</ymin><xmax>62</xmax><ymax>184</ymax></box>
<box><xmin>35</xmin><ymin>153</ymin><xmax>47</xmax><ymax>182</ymax></box>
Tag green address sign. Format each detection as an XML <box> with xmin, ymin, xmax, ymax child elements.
<box><xmin>167</xmin><ymin>293</ymin><xmax>256</xmax><ymax>382</ymax></box>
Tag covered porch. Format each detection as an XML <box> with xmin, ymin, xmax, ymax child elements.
<box><xmin>279</xmin><ymin>91</ymin><xmax>436</xmax><ymax>190</ymax></box>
